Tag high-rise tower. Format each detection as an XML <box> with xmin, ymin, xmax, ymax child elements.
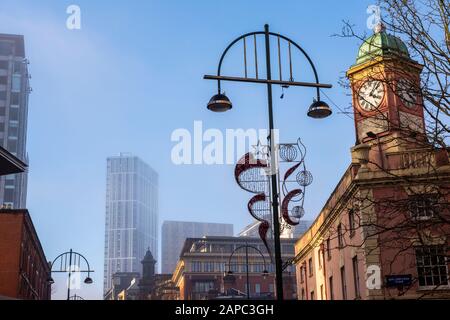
<box><xmin>0</xmin><ymin>34</ymin><xmax>30</xmax><ymax>208</ymax></box>
<box><xmin>103</xmin><ymin>153</ymin><xmax>158</xmax><ymax>294</ymax></box>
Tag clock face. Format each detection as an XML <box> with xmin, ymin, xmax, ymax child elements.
<box><xmin>357</xmin><ymin>80</ymin><xmax>385</xmax><ymax>111</ymax></box>
<box><xmin>396</xmin><ymin>78</ymin><xmax>418</xmax><ymax>108</ymax></box>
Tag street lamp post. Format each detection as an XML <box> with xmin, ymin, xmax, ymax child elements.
<box><xmin>225</xmin><ymin>243</ymin><xmax>269</xmax><ymax>299</ymax></box>
<box><xmin>47</xmin><ymin>249</ymin><xmax>94</xmax><ymax>300</ymax></box>
<box><xmin>205</xmin><ymin>24</ymin><xmax>332</xmax><ymax>300</ymax></box>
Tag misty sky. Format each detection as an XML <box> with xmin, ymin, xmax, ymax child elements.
<box><xmin>0</xmin><ymin>0</ymin><xmax>376</xmax><ymax>299</ymax></box>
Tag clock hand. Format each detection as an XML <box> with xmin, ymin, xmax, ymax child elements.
<box><xmin>369</xmin><ymin>82</ymin><xmax>379</xmax><ymax>96</ymax></box>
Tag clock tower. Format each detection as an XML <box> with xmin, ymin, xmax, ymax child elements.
<box><xmin>347</xmin><ymin>23</ymin><xmax>426</xmax><ymax>150</ymax></box>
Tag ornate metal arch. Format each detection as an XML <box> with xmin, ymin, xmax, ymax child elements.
<box><xmin>207</xmin><ymin>30</ymin><xmax>329</xmax><ymax>99</ymax></box>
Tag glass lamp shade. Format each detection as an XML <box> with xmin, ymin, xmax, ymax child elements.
<box><xmin>207</xmin><ymin>93</ymin><xmax>232</xmax><ymax>112</ymax></box>
<box><xmin>307</xmin><ymin>99</ymin><xmax>332</xmax><ymax>119</ymax></box>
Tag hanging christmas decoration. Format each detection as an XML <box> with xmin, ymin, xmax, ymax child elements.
<box><xmin>234</xmin><ymin>138</ymin><xmax>312</xmax><ymax>257</ymax></box>
<box><xmin>279</xmin><ymin>138</ymin><xmax>312</xmax><ymax>227</ymax></box>
<box><xmin>235</xmin><ymin>150</ymin><xmax>272</xmax><ymax>256</ymax></box>
<box><xmin>279</xmin><ymin>144</ymin><xmax>298</xmax><ymax>162</ymax></box>
<box><xmin>234</xmin><ymin>152</ymin><xmax>269</xmax><ymax>194</ymax></box>
<box><xmin>291</xmin><ymin>206</ymin><xmax>305</xmax><ymax>220</ymax></box>
<box><xmin>281</xmin><ymin>189</ymin><xmax>302</xmax><ymax>225</ymax></box>
<box><xmin>296</xmin><ymin>170</ymin><xmax>313</xmax><ymax>187</ymax></box>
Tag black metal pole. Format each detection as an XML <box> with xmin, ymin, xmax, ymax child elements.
<box><xmin>245</xmin><ymin>244</ymin><xmax>250</xmax><ymax>299</ymax></box>
<box><xmin>264</xmin><ymin>24</ymin><xmax>284</xmax><ymax>301</ymax></box>
<box><xmin>67</xmin><ymin>249</ymin><xmax>72</xmax><ymax>301</ymax></box>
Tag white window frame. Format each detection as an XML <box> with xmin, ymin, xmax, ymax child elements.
<box><xmin>415</xmin><ymin>245</ymin><xmax>449</xmax><ymax>290</ymax></box>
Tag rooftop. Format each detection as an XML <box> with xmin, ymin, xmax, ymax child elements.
<box><xmin>355</xmin><ymin>23</ymin><xmax>410</xmax><ymax>65</ymax></box>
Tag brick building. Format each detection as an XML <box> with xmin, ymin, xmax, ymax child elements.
<box><xmin>172</xmin><ymin>236</ymin><xmax>297</xmax><ymax>300</ymax></box>
<box><xmin>0</xmin><ymin>209</ymin><xmax>50</xmax><ymax>300</ymax></box>
<box><xmin>104</xmin><ymin>249</ymin><xmax>178</xmax><ymax>300</ymax></box>
<box><xmin>294</xmin><ymin>25</ymin><xmax>450</xmax><ymax>300</ymax></box>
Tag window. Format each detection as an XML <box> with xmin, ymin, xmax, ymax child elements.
<box><xmin>7</xmin><ymin>139</ymin><xmax>17</xmax><ymax>153</ymax></box>
<box><xmin>329</xmin><ymin>276</ymin><xmax>334</xmax><ymax>300</ymax></box>
<box><xmin>230</xmin><ymin>263</ymin><xmax>238</xmax><ymax>273</ymax></box>
<box><xmin>282</xmin><ymin>244</ymin><xmax>295</xmax><ymax>254</ymax></box>
<box><xmin>8</xmin><ymin>125</ymin><xmax>18</xmax><ymax>137</ymax></box>
<box><xmin>255</xmin><ymin>283</ymin><xmax>261</xmax><ymax>294</ymax></box>
<box><xmin>415</xmin><ymin>245</ymin><xmax>448</xmax><ymax>287</ymax></box>
<box><xmin>216</xmin><ymin>262</ymin><xmax>225</xmax><ymax>272</ymax></box>
<box><xmin>5</xmin><ymin>177</ymin><xmax>14</xmax><ymax>186</ymax></box>
<box><xmin>13</xmin><ymin>61</ymin><xmax>21</xmax><ymax>74</ymax></box>
<box><xmin>0</xmin><ymin>41</ymin><xmax>13</xmax><ymax>56</ymax></box>
<box><xmin>269</xmin><ymin>284</ymin><xmax>274</xmax><ymax>293</ymax></box>
<box><xmin>308</xmin><ymin>258</ymin><xmax>313</xmax><ymax>276</ymax></box>
<box><xmin>4</xmin><ymin>188</ymin><xmax>14</xmax><ymax>202</ymax></box>
<box><xmin>301</xmin><ymin>288</ymin><xmax>305</xmax><ymax>300</ymax></box>
<box><xmin>0</xmin><ymin>91</ymin><xmax>6</xmax><ymax>100</ymax></box>
<box><xmin>318</xmin><ymin>249</ymin><xmax>323</xmax><ymax>269</ymax></box>
<box><xmin>327</xmin><ymin>238</ymin><xmax>331</xmax><ymax>259</ymax></box>
<box><xmin>409</xmin><ymin>195</ymin><xmax>438</xmax><ymax>220</ymax></box>
<box><xmin>253</xmin><ymin>263</ymin><xmax>264</xmax><ymax>273</ymax></box>
<box><xmin>337</xmin><ymin>224</ymin><xmax>344</xmax><ymax>248</ymax></box>
<box><xmin>193</xmin><ymin>281</ymin><xmax>214</xmax><ymax>293</ymax></box>
<box><xmin>300</xmin><ymin>265</ymin><xmax>304</xmax><ymax>283</ymax></box>
<box><xmin>0</xmin><ymin>76</ymin><xmax>7</xmax><ymax>85</ymax></box>
<box><xmin>204</xmin><ymin>261</ymin><xmax>214</xmax><ymax>272</ymax></box>
<box><xmin>9</xmin><ymin>106</ymin><xmax>19</xmax><ymax>120</ymax></box>
<box><xmin>340</xmin><ymin>266</ymin><xmax>347</xmax><ymax>300</ymax></box>
<box><xmin>348</xmin><ymin>209</ymin><xmax>355</xmax><ymax>237</ymax></box>
<box><xmin>0</xmin><ymin>60</ymin><xmax>9</xmax><ymax>69</ymax></box>
<box><xmin>191</xmin><ymin>261</ymin><xmax>202</xmax><ymax>272</ymax></box>
<box><xmin>320</xmin><ymin>284</ymin><xmax>324</xmax><ymax>300</ymax></box>
<box><xmin>11</xmin><ymin>92</ymin><xmax>20</xmax><ymax>106</ymax></box>
<box><xmin>352</xmin><ymin>256</ymin><xmax>361</xmax><ymax>298</ymax></box>
<box><xmin>310</xmin><ymin>290</ymin><xmax>315</xmax><ymax>300</ymax></box>
<box><xmin>11</xmin><ymin>74</ymin><xmax>21</xmax><ymax>92</ymax></box>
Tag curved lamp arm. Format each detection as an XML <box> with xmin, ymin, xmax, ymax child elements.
<box><xmin>215</xmin><ymin>30</ymin><xmax>322</xmax><ymax>99</ymax></box>
<box><xmin>49</xmin><ymin>250</ymin><xmax>94</xmax><ymax>274</ymax></box>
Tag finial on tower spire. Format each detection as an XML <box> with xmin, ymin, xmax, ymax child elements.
<box><xmin>374</xmin><ymin>21</ymin><xmax>386</xmax><ymax>33</ymax></box>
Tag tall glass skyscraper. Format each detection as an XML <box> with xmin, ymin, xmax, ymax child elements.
<box><xmin>0</xmin><ymin>34</ymin><xmax>29</xmax><ymax>208</ymax></box>
<box><xmin>103</xmin><ymin>153</ymin><xmax>158</xmax><ymax>295</ymax></box>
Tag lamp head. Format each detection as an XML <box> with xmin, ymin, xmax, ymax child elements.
<box><xmin>307</xmin><ymin>99</ymin><xmax>332</xmax><ymax>119</ymax></box>
<box><xmin>47</xmin><ymin>277</ymin><xmax>54</xmax><ymax>285</ymax></box>
<box><xmin>207</xmin><ymin>93</ymin><xmax>232</xmax><ymax>112</ymax></box>
<box><xmin>84</xmin><ymin>276</ymin><xmax>93</xmax><ymax>284</ymax></box>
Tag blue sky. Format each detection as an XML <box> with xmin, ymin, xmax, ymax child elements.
<box><xmin>0</xmin><ymin>0</ymin><xmax>375</xmax><ymax>299</ymax></box>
